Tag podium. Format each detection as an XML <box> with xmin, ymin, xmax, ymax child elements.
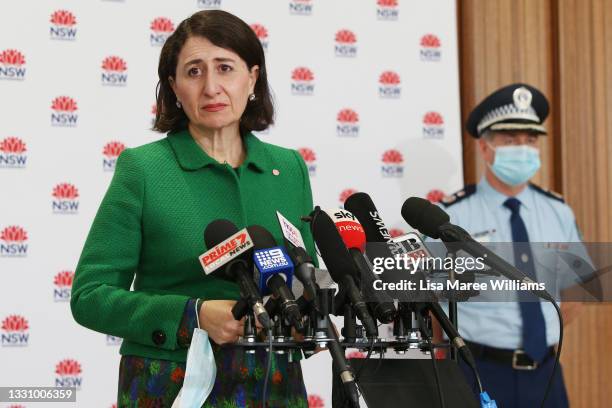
<box><xmin>332</xmin><ymin>358</ymin><xmax>479</xmax><ymax>408</ymax></box>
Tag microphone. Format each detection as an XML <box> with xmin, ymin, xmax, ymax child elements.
<box><xmin>401</xmin><ymin>197</ymin><xmax>554</xmax><ymax>302</ymax></box>
<box><xmin>276</xmin><ymin>211</ymin><xmax>318</xmax><ymax>302</ymax></box>
<box><xmin>344</xmin><ymin>192</ymin><xmax>477</xmax><ymax>364</ymax></box>
<box><xmin>326</xmin><ymin>208</ymin><xmax>397</xmax><ymax>324</ymax></box>
<box><xmin>202</xmin><ymin>219</ymin><xmax>271</xmax><ymax>329</ymax></box>
<box><xmin>310</xmin><ymin>209</ymin><xmax>378</xmax><ymax>337</ymax></box>
<box><xmin>247</xmin><ymin>225</ymin><xmax>304</xmax><ymax>332</ymax></box>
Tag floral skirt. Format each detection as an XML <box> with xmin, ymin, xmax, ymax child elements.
<box><xmin>117</xmin><ymin>344</ymin><xmax>307</xmax><ymax>408</ymax></box>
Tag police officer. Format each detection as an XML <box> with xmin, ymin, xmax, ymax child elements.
<box><xmin>438</xmin><ymin>83</ymin><xmax>585</xmax><ymax>407</ymax></box>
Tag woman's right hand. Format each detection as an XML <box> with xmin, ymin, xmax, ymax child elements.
<box><xmin>198</xmin><ymin>300</ymin><xmax>245</xmax><ymax>345</ymax></box>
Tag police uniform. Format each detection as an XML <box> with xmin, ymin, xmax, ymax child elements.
<box><xmin>441</xmin><ymin>83</ymin><xmax>588</xmax><ymax>408</ymax></box>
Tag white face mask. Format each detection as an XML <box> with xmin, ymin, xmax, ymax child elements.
<box><xmin>172</xmin><ymin>311</ymin><xmax>216</xmax><ymax>408</ymax></box>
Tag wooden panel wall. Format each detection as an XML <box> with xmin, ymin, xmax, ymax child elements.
<box><xmin>458</xmin><ymin>0</ymin><xmax>612</xmax><ymax>406</ymax></box>
<box><xmin>555</xmin><ymin>1</ymin><xmax>612</xmax><ymax>407</ymax></box>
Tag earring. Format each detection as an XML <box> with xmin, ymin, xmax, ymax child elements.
<box><xmin>248</xmin><ymin>93</ymin><xmax>256</xmax><ymax>102</ymax></box>
<box><xmin>176</xmin><ymin>100</ymin><xmax>182</xmax><ymax>108</ymax></box>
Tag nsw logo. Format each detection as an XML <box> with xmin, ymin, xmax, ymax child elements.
<box><xmin>308</xmin><ymin>394</ymin><xmax>325</xmax><ymax>408</ymax></box>
<box><xmin>377</xmin><ymin>0</ymin><xmax>399</xmax><ymax>21</ymax></box>
<box><xmin>0</xmin><ymin>226</ymin><xmax>28</xmax><ymax>257</ymax></box>
<box><xmin>51</xmin><ymin>96</ymin><xmax>78</xmax><ymax>127</ymax></box>
<box><xmin>298</xmin><ymin>147</ymin><xmax>316</xmax><ymax>176</ymax></box>
<box><xmin>291</xmin><ymin>67</ymin><xmax>315</xmax><ymax>96</ymax></box>
<box><xmin>101</xmin><ymin>56</ymin><xmax>127</xmax><ymax>86</ymax></box>
<box><xmin>1</xmin><ymin>315</ymin><xmax>29</xmax><ymax>347</ymax></box>
<box><xmin>55</xmin><ymin>359</ymin><xmax>82</xmax><ymax>389</ymax></box>
<box><xmin>0</xmin><ymin>137</ymin><xmax>27</xmax><ymax>169</ymax></box>
<box><xmin>53</xmin><ymin>271</ymin><xmax>74</xmax><ymax>302</ymax></box>
<box><xmin>289</xmin><ymin>0</ymin><xmax>313</xmax><ymax>15</ymax></box>
<box><xmin>378</xmin><ymin>70</ymin><xmax>401</xmax><ymax>98</ymax></box>
<box><xmin>0</xmin><ymin>49</ymin><xmax>26</xmax><ymax>81</ymax></box>
<box><xmin>381</xmin><ymin>149</ymin><xmax>404</xmax><ymax>177</ymax></box>
<box><xmin>250</xmin><ymin>23</ymin><xmax>269</xmax><ymax>51</ymax></box>
<box><xmin>336</xmin><ymin>109</ymin><xmax>360</xmax><ymax>137</ymax></box>
<box><xmin>103</xmin><ymin>141</ymin><xmax>126</xmax><ymax>172</ymax></box>
<box><xmin>197</xmin><ymin>0</ymin><xmax>222</xmax><ymax>9</ymax></box>
<box><xmin>426</xmin><ymin>189</ymin><xmax>445</xmax><ymax>203</ymax></box>
<box><xmin>335</xmin><ymin>30</ymin><xmax>357</xmax><ymax>57</ymax></box>
<box><xmin>339</xmin><ymin>188</ymin><xmax>358</xmax><ymax>205</ymax></box>
<box><xmin>52</xmin><ymin>183</ymin><xmax>79</xmax><ymax>214</ymax></box>
<box><xmin>420</xmin><ymin>34</ymin><xmax>441</xmax><ymax>62</ymax></box>
<box><xmin>150</xmin><ymin>17</ymin><xmax>174</xmax><ymax>46</ymax></box>
<box><xmin>422</xmin><ymin>111</ymin><xmax>444</xmax><ymax>139</ymax></box>
<box><xmin>50</xmin><ymin>10</ymin><xmax>77</xmax><ymax>41</ymax></box>
<box><xmin>389</xmin><ymin>228</ymin><xmax>405</xmax><ymax>238</ymax></box>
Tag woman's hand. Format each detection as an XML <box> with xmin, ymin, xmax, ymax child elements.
<box><xmin>198</xmin><ymin>300</ymin><xmax>245</xmax><ymax>345</ymax></box>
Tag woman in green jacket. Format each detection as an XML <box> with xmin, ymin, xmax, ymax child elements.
<box><xmin>71</xmin><ymin>10</ymin><xmax>317</xmax><ymax>408</ymax></box>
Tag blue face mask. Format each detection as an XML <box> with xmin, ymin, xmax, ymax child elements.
<box><xmin>172</xmin><ymin>323</ymin><xmax>216</xmax><ymax>408</ymax></box>
<box><xmin>488</xmin><ymin>144</ymin><xmax>541</xmax><ymax>186</ymax></box>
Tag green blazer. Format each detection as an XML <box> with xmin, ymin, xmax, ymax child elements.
<box><xmin>71</xmin><ymin>130</ymin><xmax>317</xmax><ymax>363</ymax></box>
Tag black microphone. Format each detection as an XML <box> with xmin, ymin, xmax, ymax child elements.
<box><xmin>401</xmin><ymin>197</ymin><xmax>554</xmax><ymax>302</ymax></box>
<box><xmin>327</xmin><ymin>208</ymin><xmax>397</xmax><ymax>323</ymax></box>
<box><xmin>203</xmin><ymin>219</ymin><xmax>271</xmax><ymax>329</ymax></box>
<box><xmin>344</xmin><ymin>191</ymin><xmax>394</xmax><ymax>242</ymax></box>
<box><xmin>310</xmin><ymin>209</ymin><xmax>378</xmax><ymax>337</ymax></box>
<box><xmin>286</xmin><ymin>245</ymin><xmax>318</xmax><ymax>302</ymax></box>
<box><xmin>247</xmin><ymin>225</ymin><xmax>304</xmax><ymax>332</ymax></box>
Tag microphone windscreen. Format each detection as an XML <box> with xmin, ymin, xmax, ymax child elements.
<box><xmin>204</xmin><ymin>219</ymin><xmax>239</xmax><ymax>248</ymax></box>
<box><xmin>310</xmin><ymin>210</ymin><xmax>356</xmax><ymax>283</ymax></box>
<box><xmin>247</xmin><ymin>225</ymin><xmax>277</xmax><ymax>249</ymax></box>
<box><xmin>401</xmin><ymin>197</ymin><xmax>449</xmax><ymax>238</ymax></box>
<box><xmin>344</xmin><ymin>191</ymin><xmax>389</xmax><ymax>242</ymax></box>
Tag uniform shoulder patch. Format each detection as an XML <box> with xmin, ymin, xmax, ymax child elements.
<box><xmin>440</xmin><ymin>184</ymin><xmax>477</xmax><ymax>207</ymax></box>
<box><xmin>529</xmin><ymin>183</ymin><xmax>565</xmax><ymax>203</ymax></box>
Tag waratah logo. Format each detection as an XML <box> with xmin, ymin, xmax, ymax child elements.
<box><xmin>103</xmin><ymin>141</ymin><xmax>126</xmax><ymax>172</ymax></box>
<box><xmin>1</xmin><ymin>315</ymin><xmax>29</xmax><ymax>347</ymax></box>
<box><xmin>291</xmin><ymin>67</ymin><xmax>315</xmax><ymax>96</ymax></box>
<box><xmin>426</xmin><ymin>189</ymin><xmax>445</xmax><ymax>203</ymax></box>
<box><xmin>197</xmin><ymin>0</ymin><xmax>222</xmax><ymax>9</ymax></box>
<box><xmin>336</xmin><ymin>109</ymin><xmax>360</xmax><ymax>137</ymax></box>
<box><xmin>298</xmin><ymin>147</ymin><xmax>316</xmax><ymax>176</ymax></box>
<box><xmin>250</xmin><ymin>23</ymin><xmax>269</xmax><ymax>51</ymax></box>
<box><xmin>389</xmin><ymin>228</ymin><xmax>405</xmax><ymax>238</ymax></box>
<box><xmin>422</xmin><ymin>111</ymin><xmax>444</xmax><ymax>139</ymax></box>
<box><xmin>420</xmin><ymin>34</ymin><xmax>441</xmax><ymax>61</ymax></box>
<box><xmin>101</xmin><ymin>56</ymin><xmax>127</xmax><ymax>86</ymax></box>
<box><xmin>150</xmin><ymin>17</ymin><xmax>174</xmax><ymax>46</ymax></box>
<box><xmin>335</xmin><ymin>30</ymin><xmax>357</xmax><ymax>57</ymax></box>
<box><xmin>307</xmin><ymin>394</ymin><xmax>325</xmax><ymax>408</ymax></box>
<box><xmin>0</xmin><ymin>226</ymin><xmax>28</xmax><ymax>257</ymax></box>
<box><xmin>52</xmin><ymin>183</ymin><xmax>80</xmax><ymax>214</ymax></box>
<box><xmin>0</xmin><ymin>137</ymin><xmax>27</xmax><ymax>169</ymax></box>
<box><xmin>50</xmin><ymin>10</ymin><xmax>77</xmax><ymax>40</ymax></box>
<box><xmin>51</xmin><ymin>96</ymin><xmax>78</xmax><ymax>127</ymax></box>
<box><xmin>289</xmin><ymin>0</ymin><xmax>313</xmax><ymax>15</ymax></box>
<box><xmin>377</xmin><ymin>0</ymin><xmax>399</xmax><ymax>20</ymax></box>
<box><xmin>381</xmin><ymin>149</ymin><xmax>404</xmax><ymax>177</ymax></box>
<box><xmin>346</xmin><ymin>350</ymin><xmax>366</xmax><ymax>359</ymax></box>
<box><xmin>53</xmin><ymin>271</ymin><xmax>74</xmax><ymax>302</ymax></box>
<box><xmin>55</xmin><ymin>359</ymin><xmax>83</xmax><ymax>389</ymax></box>
<box><xmin>339</xmin><ymin>188</ymin><xmax>358</xmax><ymax>205</ymax></box>
<box><xmin>378</xmin><ymin>70</ymin><xmax>401</xmax><ymax>98</ymax></box>
<box><xmin>0</xmin><ymin>49</ymin><xmax>26</xmax><ymax>80</ymax></box>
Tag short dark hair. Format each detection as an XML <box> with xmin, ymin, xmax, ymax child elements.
<box><xmin>153</xmin><ymin>10</ymin><xmax>274</xmax><ymax>135</ymax></box>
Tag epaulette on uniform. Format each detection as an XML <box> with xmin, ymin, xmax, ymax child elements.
<box><xmin>529</xmin><ymin>183</ymin><xmax>565</xmax><ymax>203</ymax></box>
<box><xmin>440</xmin><ymin>184</ymin><xmax>477</xmax><ymax>208</ymax></box>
